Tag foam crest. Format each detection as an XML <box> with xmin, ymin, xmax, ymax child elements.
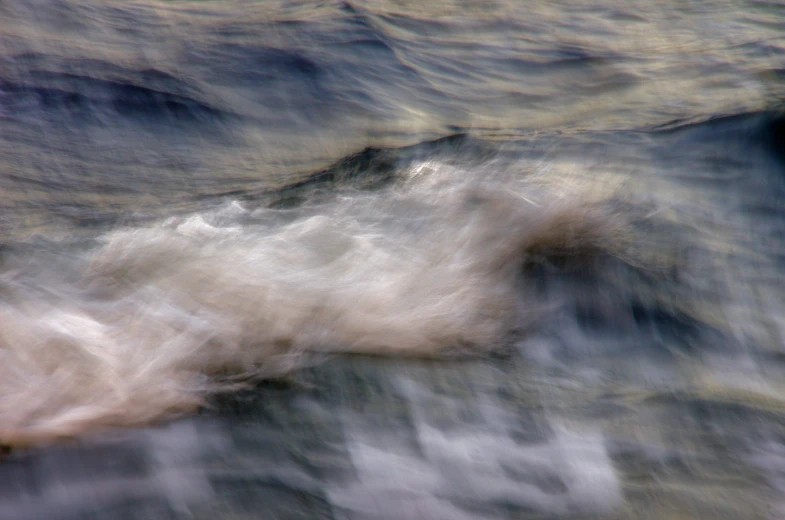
<box><xmin>0</xmin><ymin>178</ymin><xmax>631</xmax><ymax>445</ymax></box>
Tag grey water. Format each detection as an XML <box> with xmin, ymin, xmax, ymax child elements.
<box><xmin>2</xmin><ymin>0</ymin><xmax>785</xmax><ymax>518</ymax></box>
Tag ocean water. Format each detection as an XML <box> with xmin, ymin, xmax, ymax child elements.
<box><xmin>1</xmin><ymin>0</ymin><xmax>785</xmax><ymax>518</ymax></box>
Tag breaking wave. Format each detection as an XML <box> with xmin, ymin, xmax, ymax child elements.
<box><xmin>0</xmin><ymin>165</ymin><xmax>646</xmax><ymax>445</ymax></box>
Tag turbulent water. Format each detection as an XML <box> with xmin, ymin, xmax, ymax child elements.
<box><xmin>2</xmin><ymin>0</ymin><xmax>785</xmax><ymax>518</ymax></box>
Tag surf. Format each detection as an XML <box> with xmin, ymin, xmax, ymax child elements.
<box><xmin>0</xmin><ymin>174</ymin><xmax>641</xmax><ymax>446</ymax></box>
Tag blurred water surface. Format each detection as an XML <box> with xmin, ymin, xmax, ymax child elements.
<box><xmin>2</xmin><ymin>1</ymin><xmax>785</xmax><ymax>519</ymax></box>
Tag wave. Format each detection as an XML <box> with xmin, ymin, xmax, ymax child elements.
<box><xmin>0</xmin><ymin>70</ymin><xmax>228</xmax><ymax>124</ymax></box>
<box><xmin>0</xmin><ymin>175</ymin><xmax>640</xmax><ymax>446</ymax></box>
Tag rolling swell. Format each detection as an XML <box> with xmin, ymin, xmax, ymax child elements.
<box><xmin>0</xmin><ymin>62</ymin><xmax>229</xmax><ymax>124</ymax></box>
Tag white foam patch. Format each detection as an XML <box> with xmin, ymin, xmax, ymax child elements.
<box><xmin>329</xmin><ymin>380</ymin><xmax>622</xmax><ymax>518</ymax></box>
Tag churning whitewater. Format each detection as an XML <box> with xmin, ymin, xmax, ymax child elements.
<box><xmin>0</xmin><ymin>166</ymin><xmax>646</xmax><ymax>445</ymax></box>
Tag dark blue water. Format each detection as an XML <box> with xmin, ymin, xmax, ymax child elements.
<box><xmin>2</xmin><ymin>1</ymin><xmax>785</xmax><ymax>519</ymax></box>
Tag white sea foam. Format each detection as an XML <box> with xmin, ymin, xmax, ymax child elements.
<box><xmin>329</xmin><ymin>379</ymin><xmax>622</xmax><ymax>517</ymax></box>
<box><xmin>0</xmin><ymin>167</ymin><xmax>633</xmax><ymax>445</ymax></box>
